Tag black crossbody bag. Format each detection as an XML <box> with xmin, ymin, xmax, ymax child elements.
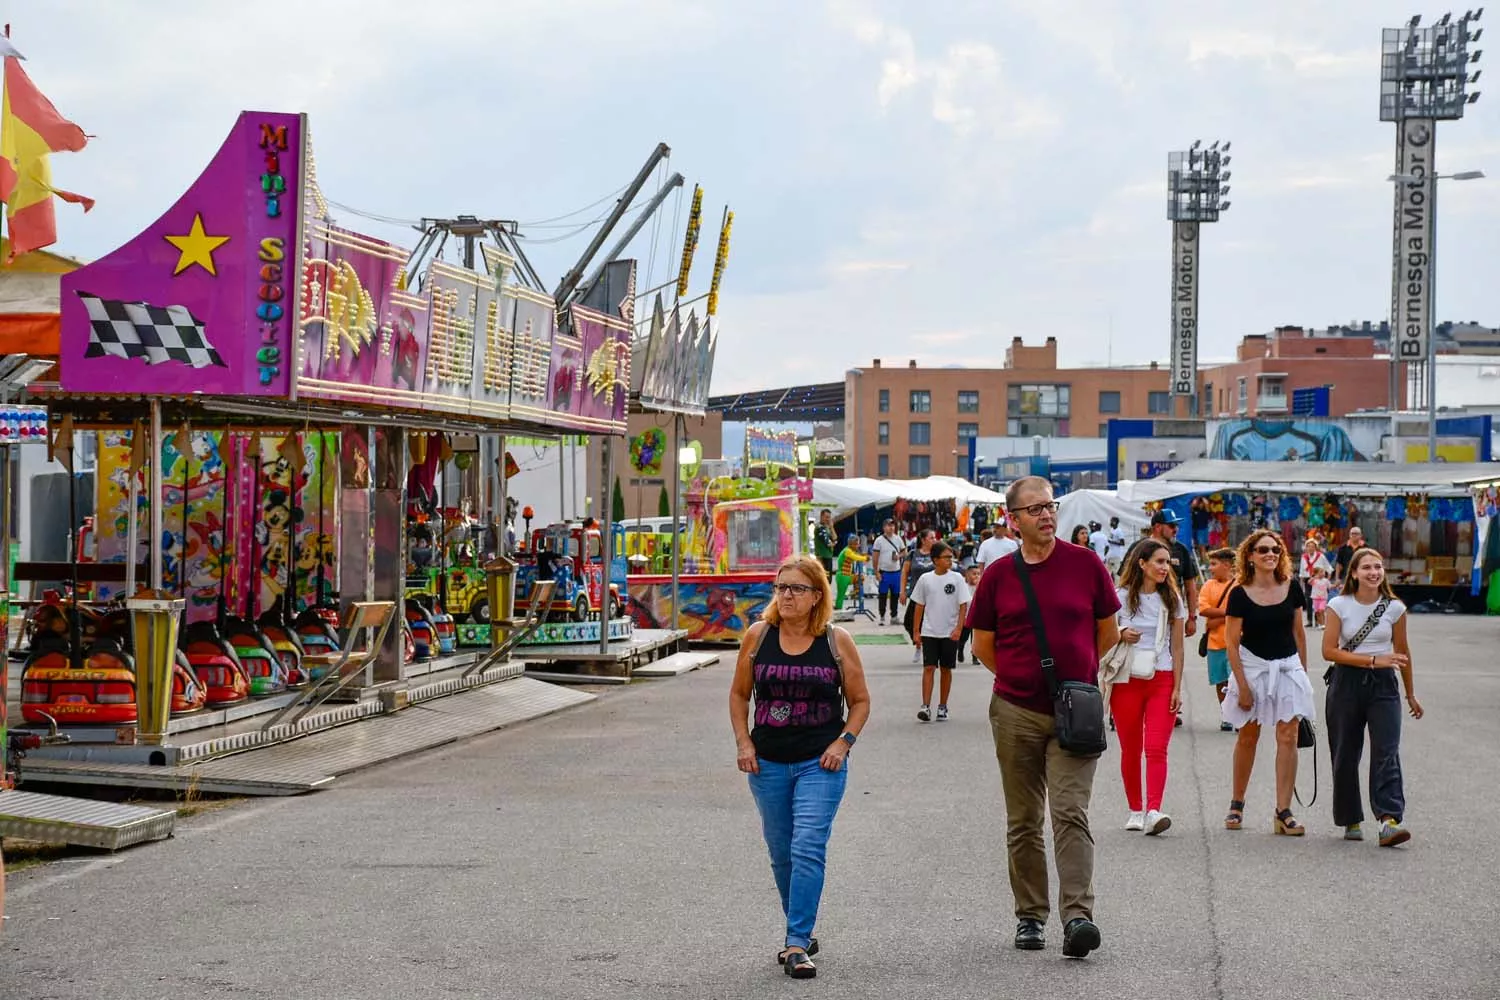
<box><xmin>1011</xmin><ymin>552</ymin><xmax>1108</xmax><ymax>756</ymax></box>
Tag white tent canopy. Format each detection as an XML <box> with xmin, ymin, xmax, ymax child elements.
<box><xmin>1117</xmin><ymin>459</ymin><xmax>1498</xmax><ymax>502</ymax></box>
<box><xmin>813</xmin><ymin>476</ymin><xmax>1007</xmax><ymax>519</ymax></box>
<box><xmin>1056</xmin><ymin>489</ymin><xmax>1153</xmax><ymax>538</ymax></box>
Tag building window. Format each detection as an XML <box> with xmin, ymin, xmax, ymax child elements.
<box><xmin>877</xmin><ymin>421</ymin><xmax>889</xmax><ymax>445</ymax></box>
<box><xmin>909</xmin><ymin>390</ymin><xmax>931</xmax><ymax>413</ymax></box>
<box><xmin>909</xmin><ymin>422</ymin><xmax>931</xmax><ymax>446</ymax></box>
<box><xmin>957</xmin><ymin>422</ymin><xmax>979</xmax><ymax>444</ymax></box>
<box><xmin>1008</xmin><ymin>383</ymin><xmax>1070</xmax><ymax>417</ymax></box>
<box><xmin>1147</xmin><ymin>391</ymin><xmax>1171</xmax><ymax>415</ymax></box>
<box><xmin>908</xmin><ymin>454</ymin><xmax>931</xmax><ymax>477</ymax></box>
<box><xmin>1007</xmin><ymin>418</ymin><xmax>1069</xmax><ymax>436</ymax></box>
<box><xmin>957</xmin><ymin>390</ymin><xmax>980</xmax><ymax>413</ymax></box>
<box><xmin>1098</xmin><ymin>390</ymin><xmax>1121</xmax><ymax>414</ymax></box>
<box><xmin>1098</xmin><ymin>423</ymin><xmax>1109</xmax><ymax>437</ymax></box>
<box><xmin>1237</xmin><ymin>377</ymin><xmax>1248</xmax><ymax>411</ymax></box>
<box><xmin>877</xmin><ymin>454</ymin><xmax>889</xmax><ymax>477</ymax></box>
<box><xmin>878</xmin><ymin>389</ymin><xmax>889</xmax><ymax>413</ymax></box>
<box><xmin>1201</xmin><ymin>382</ymin><xmax>1213</xmax><ymax>418</ymax></box>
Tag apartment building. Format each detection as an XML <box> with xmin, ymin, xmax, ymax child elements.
<box><xmin>1198</xmin><ymin>326</ymin><xmax>1405</xmax><ymax>419</ymax></box>
<box><xmin>843</xmin><ymin>338</ymin><xmax>1187</xmax><ymax>479</ymax></box>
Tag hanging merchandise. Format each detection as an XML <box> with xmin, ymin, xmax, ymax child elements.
<box><xmin>1406</xmin><ymin>494</ymin><xmax>1428</xmax><ymax>520</ymax></box>
<box><xmin>1386</xmin><ymin>497</ymin><xmax>1407</xmax><ymax>521</ymax></box>
<box><xmin>1279</xmin><ymin>496</ymin><xmax>1304</xmax><ymax>524</ymax></box>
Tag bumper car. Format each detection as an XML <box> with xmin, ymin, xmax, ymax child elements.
<box><xmin>181</xmin><ymin>621</ymin><xmax>251</xmax><ymax>707</ymax></box>
<box><xmin>172</xmin><ymin>649</ymin><xmax>208</xmax><ymax>714</ymax></box>
<box><xmin>294</xmin><ymin>607</ymin><xmax>342</xmax><ymax>679</ymax></box>
<box><xmin>404</xmin><ymin>599</ymin><xmax>436</xmax><ymax>661</ymax></box>
<box><xmin>20</xmin><ymin>636</ymin><xmax>139</xmax><ymax>726</ymax></box>
<box><xmin>224</xmin><ymin>618</ymin><xmax>289</xmax><ymax>697</ymax></box>
<box><xmin>257</xmin><ymin>612</ymin><xmax>309</xmax><ymax>689</ymax></box>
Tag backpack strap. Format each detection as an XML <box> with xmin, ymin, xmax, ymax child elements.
<box><xmin>747</xmin><ymin>621</ymin><xmax>774</xmax><ymax>662</ymax></box>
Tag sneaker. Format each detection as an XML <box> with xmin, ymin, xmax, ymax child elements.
<box><xmin>911</xmin><ymin>645</ymin><xmax>921</xmax><ymax>663</ymax></box>
<box><xmin>1125</xmin><ymin>811</ymin><xmax>1145</xmax><ymax>832</ymax></box>
<box><xmin>1219</xmin><ymin>721</ymin><xmax>1235</xmax><ymax>732</ymax></box>
<box><xmin>935</xmin><ymin>705</ymin><xmax>949</xmax><ymax>722</ymax></box>
<box><xmin>1061</xmin><ymin>917</ymin><xmax>1101</xmax><ymax>959</ymax></box>
<box><xmin>971</xmin><ymin>654</ymin><xmax>980</xmax><ymax>665</ymax></box>
<box><xmin>1344</xmin><ymin>823</ymin><xmax>1364</xmax><ymax>841</ymax></box>
<box><xmin>1145</xmin><ymin>809</ymin><xmax>1172</xmax><ymax>836</ymax></box>
<box><xmin>1378</xmin><ymin>818</ymin><xmax>1411</xmax><ymax>848</ymax></box>
<box><xmin>917</xmin><ymin>704</ymin><xmax>931</xmax><ymax>722</ymax></box>
<box><xmin>878</xmin><ymin>617</ymin><xmax>887</xmax><ymax>626</ymax></box>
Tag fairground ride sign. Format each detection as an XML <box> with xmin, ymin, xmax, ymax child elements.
<box><xmin>1390</xmin><ymin>118</ymin><xmax>1435</xmax><ymax>364</ymax></box>
<box><xmin>1170</xmin><ymin>221</ymin><xmax>1199</xmax><ymax>398</ymax></box>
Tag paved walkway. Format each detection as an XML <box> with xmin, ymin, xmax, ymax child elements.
<box><xmin>3</xmin><ymin>615</ymin><xmax>1498</xmax><ymax>999</ymax></box>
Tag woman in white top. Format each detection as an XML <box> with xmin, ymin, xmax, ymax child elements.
<box><xmin>1321</xmin><ymin>547</ymin><xmax>1422</xmax><ymax>848</ymax></box>
<box><xmin>1110</xmin><ymin>538</ymin><xmax>1187</xmax><ymax>836</ymax></box>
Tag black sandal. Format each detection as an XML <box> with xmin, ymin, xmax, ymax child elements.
<box><xmin>777</xmin><ymin>938</ymin><xmax>819</xmax><ymax>964</ymax></box>
<box><xmin>1224</xmin><ymin>799</ymin><xmax>1245</xmax><ymax>830</ymax></box>
<box><xmin>783</xmin><ymin>950</ymin><xmax>816</xmax><ymax>979</ymax></box>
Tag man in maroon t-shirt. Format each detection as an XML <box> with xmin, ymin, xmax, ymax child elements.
<box><xmin>968</xmin><ymin>475</ymin><xmax>1120</xmax><ymax>959</ymax></box>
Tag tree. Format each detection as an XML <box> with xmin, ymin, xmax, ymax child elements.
<box><xmin>658</xmin><ymin>486</ymin><xmax>671</xmax><ymax>517</ymax></box>
<box><xmin>612</xmin><ymin>475</ymin><xmax>626</xmax><ymax>523</ymax></box>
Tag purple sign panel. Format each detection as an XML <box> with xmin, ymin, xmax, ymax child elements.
<box><xmin>60</xmin><ymin>111</ymin><xmax>302</xmax><ymax>396</ymax></box>
<box><xmin>550</xmin><ymin>302</ymin><xmax>631</xmax><ymax>431</ymax></box>
<box><xmin>297</xmin><ymin>221</ymin><xmax>429</xmax><ymax>404</ymax></box>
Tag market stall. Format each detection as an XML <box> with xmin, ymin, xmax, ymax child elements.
<box><xmin>1120</xmin><ymin>459</ymin><xmax>1498</xmax><ymax>604</ymax></box>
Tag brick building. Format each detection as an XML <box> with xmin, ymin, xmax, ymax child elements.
<box><xmin>1198</xmin><ymin>326</ymin><xmax>1405</xmax><ymax>419</ymax></box>
<box><xmin>843</xmin><ymin>338</ymin><xmax>1183</xmax><ymax>479</ymax></box>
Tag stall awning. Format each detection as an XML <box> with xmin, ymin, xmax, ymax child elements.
<box><xmin>812</xmin><ymin>475</ymin><xmax>1008</xmax><ymax>517</ymax></box>
<box><xmin>1119</xmin><ymin>459</ymin><xmax>1500</xmax><ymax>500</ymax></box>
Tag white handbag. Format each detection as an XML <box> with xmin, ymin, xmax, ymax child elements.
<box><xmin>1128</xmin><ymin>601</ymin><xmax>1169</xmax><ymax>679</ymax></box>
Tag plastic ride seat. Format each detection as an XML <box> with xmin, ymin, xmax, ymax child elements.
<box><xmin>181</xmin><ymin>621</ymin><xmax>251</xmax><ymax>708</ymax></box>
<box><xmin>171</xmin><ymin>649</ymin><xmax>208</xmax><ymax>715</ymax></box>
<box><xmin>293</xmin><ymin>607</ymin><xmax>342</xmax><ymax>679</ymax></box>
<box><xmin>428</xmin><ymin>606</ymin><xmax>457</xmax><ymax>655</ymax></box>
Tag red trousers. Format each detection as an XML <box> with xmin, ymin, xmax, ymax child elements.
<box><xmin>1109</xmin><ymin>670</ymin><xmax>1176</xmax><ymax>812</ymax></box>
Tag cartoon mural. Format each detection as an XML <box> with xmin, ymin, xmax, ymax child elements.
<box><xmin>627</xmin><ymin>577</ymin><xmax>775</xmax><ymax>643</ymax></box>
<box><xmin>95</xmin><ymin>428</ymin><xmax>228</xmax><ymax>620</ymax></box>
<box><xmin>1208</xmin><ymin>419</ymin><xmax>1367</xmax><ymax>462</ymax></box>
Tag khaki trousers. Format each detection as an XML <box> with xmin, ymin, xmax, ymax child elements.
<box><xmin>989</xmin><ymin>693</ymin><xmax>1098</xmax><ymax>924</ymax></box>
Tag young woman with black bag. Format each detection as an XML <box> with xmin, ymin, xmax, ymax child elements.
<box><xmin>1321</xmin><ymin>548</ymin><xmax>1422</xmax><ymax>847</ymax></box>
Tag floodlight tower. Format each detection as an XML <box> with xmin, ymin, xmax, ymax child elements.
<box><xmin>1380</xmin><ymin>9</ymin><xmax>1484</xmax><ymax>460</ymax></box>
<box><xmin>1166</xmin><ymin>140</ymin><xmax>1232</xmax><ymax>418</ymax></box>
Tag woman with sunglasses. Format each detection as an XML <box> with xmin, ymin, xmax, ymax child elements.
<box><xmin>1321</xmin><ymin>548</ymin><xmax>1422</xmax><ymax>847</ymax></box>
<box><xmin>729</xmin><ymin>555</ymin><xmax>872</xmax><ymax>979</ymax></box>
<box><xmin>1222</xmin><ymin>529</ymin><xmax>1316</xmax><ymax>836</ymax></box>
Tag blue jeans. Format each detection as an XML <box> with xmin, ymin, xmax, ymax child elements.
<box><xmin>747</xmin><ymin>756</ymin><xmax>849</xmax><ymax>949</ymax></box>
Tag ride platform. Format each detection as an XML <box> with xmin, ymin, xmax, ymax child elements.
<box><xmin>0</xmin><ymin>788</ymin><xmax>175</xmax><ymax>850</ymax></box>
<box><xmin>516</xmin><ymin>627</ymin><xmax>703</xmax><ymax>683</ymax></box>
<box><xmin>8</xmin><ymin>654</ymin><xmax>594</xmax><ymax>797</ymax></box>
<box><xmin>455</xmin><ymin>616</ymin><xmax>634</xmax><ymax>648</ymax></box>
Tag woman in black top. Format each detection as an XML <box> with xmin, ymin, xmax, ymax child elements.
<box><xmin>730</xmin><ymin>555</ymin><xmax>871</xmax><ymax>979</ymax></box>
<box><xmin>1221</xmin><ymin>529</ymin><xmax>1316</xmax><ymax>835</ymax></box>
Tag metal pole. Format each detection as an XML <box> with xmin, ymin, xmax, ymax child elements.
<box><xmin>572</xmin><ymin>173</ymin><xmax>684</xmax><ymax>308</ymax></box>
<box><xmin>496</xmin><ymin>434</ymin><xmax>507</xmax><ymax>555</ymax></box>
<box><xmin>1427</xmin><ymin>176</ymin><xmax>1439</xmax><ymax>463</ymax></box>
<box><xmin>670</xmin><ymin>413</ymin><xmax>682</xmax><ymax>631</ymax></box>
<box><xmin>149</xmin><ymin>399</ymin><xmax>163</xmax><ymax>591</ymax></box>
<box><xmin>557</xmin><ymin>436</ymin><xmax>566</xmax><ymax>522</ymax></box>
<box><xmin>599</xmin><ymin>438</ymin><xmax>614</xmax><ymax>654</ymax></box>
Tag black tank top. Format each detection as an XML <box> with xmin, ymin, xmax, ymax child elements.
<box><xmin>750</xmin><ymin>626</ymin><xmax>846</xmax><ymax>764</ymax></box>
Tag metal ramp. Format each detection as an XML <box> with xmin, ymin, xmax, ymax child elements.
<box><xmin>631</xmin><ymin>651</ymin><xmax>721</xmax><ymax>677</ymax></box>
<box><xmin>0</xmin><ymin>789</ymin><xmax>175</xmax><ymax>849</ymax></box>
<box><xmin>18</xmin><ymin>677</ymin><xmax>594</xmax><ymax>796</ymax></box>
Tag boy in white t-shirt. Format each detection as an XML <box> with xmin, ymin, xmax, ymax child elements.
<box><xmin>910</xmin><ymin>541</ymin><xmax>971</xmax><ymax>723</ymax></box>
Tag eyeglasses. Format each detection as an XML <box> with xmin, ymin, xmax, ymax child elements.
<box><xmin>1253</xmin><ymin>545</ymin><xmax>1282</xmax><ymax>556</ymax></box>
<box><xmin>773</xmin><ymin>583</ymin><xmax>816</xmax><ymax>597</ymax></box>
<box><xmin>1013</xmin><ymin>501</ymin><xmax>1060</xmax><ymax>517</ymax></box>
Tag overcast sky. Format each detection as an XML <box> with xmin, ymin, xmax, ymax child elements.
<box><xmin>15</xmin><ymin>0</ymin><xmax>1500</xmax><ymax>395</ymax></box>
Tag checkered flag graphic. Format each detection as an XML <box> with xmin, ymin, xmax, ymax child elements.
<box><xmin>77</xmin><ymin>291</ymin><xmax>226</xmax><ymax>369</ymax></box>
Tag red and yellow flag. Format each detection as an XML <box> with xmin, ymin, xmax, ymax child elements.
<box><xmin>0</xmin><ymin>53</ymin><xmax>92</xmax><ymax>261</ymax></box>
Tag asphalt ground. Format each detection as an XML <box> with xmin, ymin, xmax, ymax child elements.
<box><xmin>3</xmin><ymin>614</ymin><xmax>1498</xmax><ymax>999</ymax></box>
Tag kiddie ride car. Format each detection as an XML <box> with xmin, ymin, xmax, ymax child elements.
<box><xmin>514</xmin><ymin>522</ymin><xmax>628</xmax><ymax>624</ymax></box>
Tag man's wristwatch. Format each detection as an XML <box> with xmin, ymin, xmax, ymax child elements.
<box><xmin>839</xmin><ymin>732</ymin><xmax>857</xmax><ymax>747</ymax></box>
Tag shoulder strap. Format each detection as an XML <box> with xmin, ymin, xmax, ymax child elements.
<box><xmin>1011</xmin><ymin>551</ymin><xmax>1060</xmax><ymax>698</ymax></box>
<box><xmin>1214</xmin><ymin>582</ymin><xmax>1231</xmax><ymax>609</ymax></box>
<box><xmin>1341</xmin><ymin>598</ymin><xmax>1390</xmax><ymax>652</ymax></box>
<box><xmin>749</xmin><ymin>622</ymin><xmax>775</xmax><ymax>662</ymax></box>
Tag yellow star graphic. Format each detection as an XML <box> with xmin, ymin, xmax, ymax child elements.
<box><xmin>164</xmin><ymin>213</ymin><xmax>231</xmax><ymax>276</ymax></box>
